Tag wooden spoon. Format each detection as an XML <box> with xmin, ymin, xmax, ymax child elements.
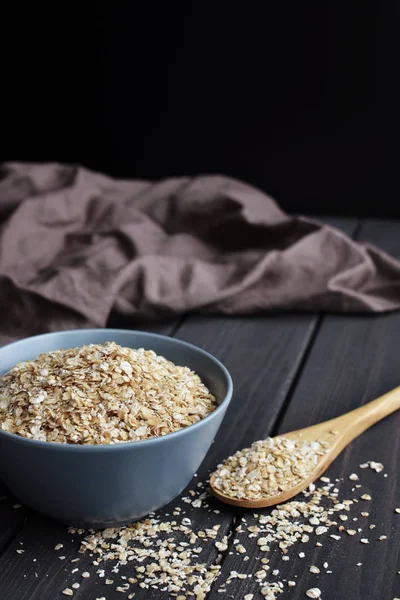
<box><xmin>210</xmin><ymin>385</ymin><xmax>400</xmax><ymax>509</ymax></box>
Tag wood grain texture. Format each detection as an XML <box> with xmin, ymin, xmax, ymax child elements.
<box><xmin>0</xmin><ymin>218</ymin><xmax>361</xmax><ymax>599</ymax></box>
<box><xmin>217</xmin><ymin>220</ymin><xmax>400</xmax><ymax>600</ymax></box>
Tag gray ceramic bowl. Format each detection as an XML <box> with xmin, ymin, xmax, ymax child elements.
<box><xmin>0</xmin><ymin>329</ymin><xmax>232</xmax><ymax>528</ymax></box>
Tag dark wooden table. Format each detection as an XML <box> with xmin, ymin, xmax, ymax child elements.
<box><xmin>0</xmin><ymin>217</ymin><xmax>399</xmax><ymax>600</ymax></box>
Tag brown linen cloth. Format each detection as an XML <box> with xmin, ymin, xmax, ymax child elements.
<box><xmin>0</xmin><ymin>162</ymin><xmax>400</xmax><ymax>345</ymax></box>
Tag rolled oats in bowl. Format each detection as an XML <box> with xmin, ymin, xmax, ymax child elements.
<box><xmin>0</xmin><ymin>341</ymin><xmax>218</xmax><ymax>445</ymax></box>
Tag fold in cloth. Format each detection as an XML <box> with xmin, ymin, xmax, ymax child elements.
<box><xmin>0</xmin><ymin>162</ymin><xmax>399</xmax><ymax>345</ymax></box>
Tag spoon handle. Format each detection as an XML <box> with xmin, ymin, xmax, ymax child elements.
<box><xmin>334</xmin><ymin>384</ymin><xmax>400</xmax><ymax>440</ymax></box>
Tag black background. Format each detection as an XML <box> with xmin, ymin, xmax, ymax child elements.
<box><xmin>1</xmin><ymin>2</ymin><xmax>399</xmax><ymax>217</ymax></box>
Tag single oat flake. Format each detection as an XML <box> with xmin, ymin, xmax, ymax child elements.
<box><xmin>0</xmin><ymin>342</ymin><xmax>217</xmax><ymax>444</ymax></box>
<box><xmin>306</xmin><ymin>589</ymin><xmax>322</xmax><ymax>599</ymax></box>
<box><xmin>360</xmin><ymin>494</ymin><xmax>371</xmax><ymax>501</ymax></box>
<box><xmin>309</xmin><ymin>565</ymin><xmax>320</xmax><ymax>574</ymax></box>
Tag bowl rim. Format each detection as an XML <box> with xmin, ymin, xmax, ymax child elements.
<box><xmin>0</xmin><ymin>328</ymin><xmax>233</xmax><ymax>452</ymax></box>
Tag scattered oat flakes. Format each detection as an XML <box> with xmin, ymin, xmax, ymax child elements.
<box><xmin>81</xmin><ymin>572</ymin><xmax>90</xmax><ymax>578</ymax></box>
<box><xmin>360</xmin><ymin>538</ymin><xmax>369</xmax><ymax>544</ymax></box>
<box><xmin>54</xmin><ymin>543</ymin><xmax>63</xmax><ymax>550</ymax></box>
<box><xmin>379</xmin><ymin>535</ymin><xmax>387</xmax><ymax>541</ymax></box>
<box><xmin>360</xmin><ymin>494</ymin><xmax>371</xmax><ymax>501</ymax></box>
<box><xmin>309</xmin><ymin>566</ymin><xmax>320</xmax><ymax>574</ymax></box>
<box><xmin>346</xmin><ymin>529</ymin><xmax>357</xmax><ymax>536</ymax></box>
<box><xmin>349</xmin><ymin>473</ymin><xmax>359</xmax><ymax>481</ymax></box>
<box><xmin>62</xmin><ymin>590</ymin><xmax>73</xmax><ymax>597</ymax></box>
<box><xmin>69</xmin><ymin>462</ymin><xmax>383</xmax><ymax>599</ymax></box>
<box><xmin>395</xmin><ymin>508</ymin><xmax>400</xmax><ymax>514</ymax></box>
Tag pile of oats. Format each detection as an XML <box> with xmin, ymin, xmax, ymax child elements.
<box><xmin>212</xmin><ymin>437</ymin><xmax>328</xmax><ymax>500</ymax></box>
<box><xmin>0</xmin><ymin>342</ymin><xmax>217</xmax><ymax>444</ymax></box>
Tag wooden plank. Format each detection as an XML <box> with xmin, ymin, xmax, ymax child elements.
<box><xmin>217</xmin><ymin>219</ymin><xmax>400</xmax><ymax>600</ymax></box>
<box><xmin>357</xmin><ymin>219</ymin><xmax>400</xmax><ymax>259</ymax></box>
<box><xmin>0</xmin><ymin>218</ymin><xmax>359</xmax><ymax>599</ymax></box>
<box><xmin>106</xmin><ymin>315</ymin><xmax>179</xmax><ymax>336</ymax></box>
